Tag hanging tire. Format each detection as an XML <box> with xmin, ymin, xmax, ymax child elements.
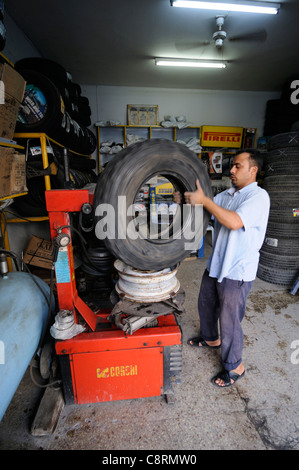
<box><xmin>16</xmin><ymin>69</ymin><xmax>97</xmax><ymax>155</ymax></box>
<box><xmin>12</xmin><ymin>175</ymin><xmax>63</xmax><ymax>216</ymax></box>
<box><xmin>16</xmin><ymin>69</ymin><xmax>65</xmax><ymax>134</ymax></box>
<box><xmin>15</xmin><ymin>57</ymin><xmax>69</xmax><ymax>84</ymax></box>
<box><xmin>93</xmin><ymin>139</ymin><xmax>213</xmax><ymax>271</ymax></box>
<box><xmin>77</xmin><ymin>114</ymin><xmax>91</xmax><ymax>127</ymax></box>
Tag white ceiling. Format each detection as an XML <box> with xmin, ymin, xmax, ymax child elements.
<box><xmin>6</xmin><ymin>0</ymin><xmax>299</xmax><ymax>92</ymax></box>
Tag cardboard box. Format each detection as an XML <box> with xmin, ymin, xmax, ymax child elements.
<box><xmin>200</xmin><ymin>125</ymin><xmax>243</xmax><ymax>148</ymax></box>
<box><xmin>0</xmin><ymin>147</ymin><xmax>27</xmax><ymax>198</ymax></box>
<box><xmin>0</xmin><ymin>62</ymin><xmax>26</xmax><ymax>140</ymax></box>
<box><xmin>23</xmin><ymin>235</ymin><xmax>54</xmax><ymax>270</ymax></box>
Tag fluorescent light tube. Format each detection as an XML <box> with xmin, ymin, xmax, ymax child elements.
<box><xmin>155</xmin><ymin>59</ymin><xmax>227</xmax><ymax>68</ymax></box>
<box><xmin>171</xmin><ymin>1</ymin><xmax>279</xmax><ymax>15</ymax></box>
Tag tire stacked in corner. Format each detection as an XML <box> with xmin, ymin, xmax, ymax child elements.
<box><xmin>12</xmin><ymin>140</ymin><xmax>97</xmax><ymax>217</ymax></box>
<box><xmin>14</xmin><ymin>58</ymin><xmax>96</xmax><ymax>156</ymax></box>
<box><xmin>257</xmin><ymin>132</ymin><xmax>299</xmax><ymax>286</ymax></box>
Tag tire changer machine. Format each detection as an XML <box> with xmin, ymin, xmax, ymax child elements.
<box><xmin>46</xmin><ymin>188</ymin><xmax>184</xmax><ymax>406</ymax></box>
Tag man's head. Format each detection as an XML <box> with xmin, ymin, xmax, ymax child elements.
<box><xmin>230</xmin><ymin>149</ymin><xmax>262</xmax><ymax>190</ymax></box>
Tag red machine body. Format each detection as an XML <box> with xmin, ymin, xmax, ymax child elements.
<box><xmin>45</xmin><ymin>189</ymin><xmax>182</xmax><ymax>405</ymax></box>
<box><xmin>56</xmin><ymin>313</ymin><xmax>181</xmax><ymax>404</ymax></box>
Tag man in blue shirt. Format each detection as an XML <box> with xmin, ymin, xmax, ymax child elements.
<box><xmin>185</xmin><ymin>149</ymin><xmax>270</xmax><ymax>388</ymax></box>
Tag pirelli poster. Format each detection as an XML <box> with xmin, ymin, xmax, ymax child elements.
<box><xmin>200</xmin><ymin>126</ymin><xmax>243</xmax><ymax>148</ymax></box>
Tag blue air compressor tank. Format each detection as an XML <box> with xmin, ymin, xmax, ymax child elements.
<box><xmin>0</xmin><ymin>271</ymin><xmax>54</xmax><ymax>421</ymax></box>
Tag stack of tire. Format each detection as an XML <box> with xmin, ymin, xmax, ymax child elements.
<box><xmin>263</xmin><ymin>99</ymin><xmax>299</xmax><ymax>137</ymax></box>
<box><xmin>263</xmin><ymin>77</ymin><xmax>299</xmax><ymax>137</ymax></box>
<box><xmin>12</xmin><ymin>139</ymin><xmax>97</xmax><ymax>217</ymax></box>
<box><xmin>14</xmin><ymin>57</ymin><xmax>96</xmax><ymax>155</ymax></box>
<box><xmin>257</xmin><ymin>131</ymin><xmax>299</xmax><ymax>287</ymax></box>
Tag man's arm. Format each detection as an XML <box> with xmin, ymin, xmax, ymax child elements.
<box><xmin>184</xmin><ymin>180</ymin><xmax>243</xmax><ymax>231</ymax></box>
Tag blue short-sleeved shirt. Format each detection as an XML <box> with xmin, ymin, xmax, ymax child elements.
<box><xmin>207</xmin><ymin>182</ymin><xmax>270</xmax><ymax>283</ymax></box>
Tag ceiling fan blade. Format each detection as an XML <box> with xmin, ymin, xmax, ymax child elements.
<box><xmin>175</xmin><ymin>40</ymin><xmax>211</xmax><ymax>51</ymax></box>
<box><xmin>228</xmin><ymin>29</ymin><xmax>267</xmax><ymax>42</ymax></box>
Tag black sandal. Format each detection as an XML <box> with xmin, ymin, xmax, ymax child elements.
<box><xmin>187</xmin><ymin>336</ymin><xmax>221</xmax><ymax>349</ymax></box>
<box><xmin>211</xmin><ymin>369</ymin><xmax>245</xmax><ymax>388</ymax></box>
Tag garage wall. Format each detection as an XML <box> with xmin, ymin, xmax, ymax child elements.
<box><xmin>3</xmin><ymin>12</ymin><xmax>279</xmax><ymax>143</ymax></box>
<box><xmin>3</xmin><ymin>13</ymin><xmax>41</xmax><ymax>61</ymax></box>
<box><xmin>2</xmin><ymin>14</ymin><xmax>279</xmax><ymax>258</ymax></box>
<box><xmin>81</xmin><ymin>84</ymin><xmax>280</xmax><ymax>140</ymax></box>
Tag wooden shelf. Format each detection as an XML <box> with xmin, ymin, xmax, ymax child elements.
<box><xmin>95</xmin><ymin>124</ymin><xmax>201</xmax><ymax>172</ymax></box>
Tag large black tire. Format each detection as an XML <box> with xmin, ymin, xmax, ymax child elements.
<box><xmin>263</xmin><ymin>176</ymin><xmax>299</xmax><ymax>221</ymax></box>
<box><xmin>263</xmin><ymin>175</ymin><xmax>299</xmax><ymax>190</ymax></box>
<box><xmin>264</xmin><ymin>150</ymin><xmax>299</xmax><ymax>175</ymax></box>
<box><xmin>264</xmin><ymin>161</ymin><xmax>299</xmax><ymax>176</ymax></box>
<box><xmin>267</xmin><ymin>132</ymin><xmax>299</xmax><ymax>151</ymax></box>
<box><xmin>266</xmin><ymin>221</ymin><xmax>299</xmax><ymax>238</ymax></box>
<box><xmin>257</xmin><ymin>263</ymin><xmax>298</xmax><ymax>287</ymax></box>
<box><xmin>266</xmin><ymin>148</ymin><xmax>299</xmax><ymax>162</ymax></box>
<box><xmin>16</xmin><ymin>69</ymin><xmax>97</xmax><ymax>155</ymax></box>
<box><xmin>12</xmin><ymin>175</ymin><xmax>62</xmax><ymax>216</ymax></box>
<box><xmin>262</xmin><ymin>235</ymin><xmax>299</xmax><ymax>255</ymax></box>
<box><xmin>93</xmin><ymin>139</ymin><xmax>212</xmax><ymax>271</ymax></box>
<box><xmin>259</xmin><ymin>251</ymin><xmax>299</xmax><ymax>270</ymax></box>
<box><xmin>15</xmin><ymin>57</ymin><xmax>69</xmax><ymax>84</ymax></box>
<box><xmin>268</xmin><ymin>207</ymin><xmax>299</xmax><ymax>223</ymax></box>
<box><xmin>16</xmin><ymin>69</ymin><xmax>65</xmax><ymax>134</ymax></box>
<box><xmin>263</xmin><ymin>100</ymin><xmax>299</xmax><ymax>137</ymax></box>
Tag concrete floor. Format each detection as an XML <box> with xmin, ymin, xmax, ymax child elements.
<box><xmin>0</xmin><ymin>235</ymin><xmax>299</xmax><ymax>451</ymax></box>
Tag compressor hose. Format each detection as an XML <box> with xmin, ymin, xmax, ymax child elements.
<box><xmin>59</xmin><ymin>223</ymin><xmax>108</xmax><ymax>274</ymax></box>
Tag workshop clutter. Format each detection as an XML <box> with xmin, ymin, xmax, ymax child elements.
<box><xmin>258</xmin><ymin>131</ymin><xmax>299</xmax><ymax>286</ymax></box>
<box><xmin>23</xmin><ymin>235</ymin><xmax>54</xmax><ymax>269</ymax></box>
<box><xmin>160</xmin><ymin>115</ymin><xmax>193</xmax><ymax>129</ymax></box>
<box><xmin>12</xmin><ymin>138</ymin><xmax>97</xmax><ymax>216</ymax></box>
<box><xmin>76</xmin><ymin>239</ymin><xmax>116</xmax><ymax>305</ymax></box>
<box><xmin>176</xmin><ymin>137</ymin><xmax>202</xmax><ymax>154</ymax></box>
<box><xmin>0</xmin><ymin>61</ymin><xmax>26</xmax><ymax>141</ymax></box>
<box><xmin>14</xmin><ymin>57</ymin><xmax>96</xmax><ymax>155</ymax></box>
<box><xmin>0</xmin><ymin>147</ymin><xmax>27</xmax><ymax>199</ymax></box>
<box><xmin>99</xmin><ymin>131</ymin><xmax>202</xmax><ymax>157</ymax></box>
<box><xmin>99</xmin><ymin>140</ymin><xmax>125</xmax><ymax>154</ymax></box>
<box><xmin>263</xmin><ymin>77</ymin><xmax>299</xmax><ymax>137</ymax></box>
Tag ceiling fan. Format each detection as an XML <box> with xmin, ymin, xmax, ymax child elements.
<box><xmin>175</xmin><ymin>15</ymin><xmax>267</xmax><ymax>52</ymax></box>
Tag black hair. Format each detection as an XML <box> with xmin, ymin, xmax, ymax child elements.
<box><xmin>235</xmin><ymin>148</ymin><xmax>263</xmax><ymax>174</ymax></box>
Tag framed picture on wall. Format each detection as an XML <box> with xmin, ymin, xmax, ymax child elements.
<box><xmin>127</xmin><ymin>105</ymin><xmax>159</xmax><ymax>126</ymax></box>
